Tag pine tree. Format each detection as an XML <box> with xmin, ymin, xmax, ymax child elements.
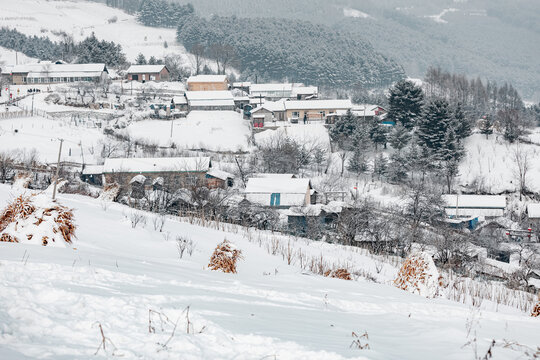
<box><xmin>479</xmin><ymin>114</ymin><xmax>494</xmax><ymax>139</ymax></box>
<box><xmin>373</xmin><ymin>153</ymin><xmax>388</xmax><ymax>180</ymax></box>
<box><xmin>387</xmin><ymin>80</ymin><xmax>424</xmax><ymax>129</ymax></box>
<box><xmin>417</xmin><ymin>99</ymin><xmax>452</xmax><ymax>153</ymax></box>
<box><xmin>452</xmin><ymin>102</ymin><xmax>472</xmax><ymax>139</ymax></box>
<box><xmin>330</xmin><ymin>110</ymin><xmax>358</xmax><ymax>150</ymax></box>
<box><xmin>387</xmin><ymin>152</ymin><xmax>409</xmax><ymax>183</ymax></box>
<box><xmin>347</xmin><ymin>122</ymin><xmax>371</xmax><ymax>174</ymax></box>
<box><xmin>388</xmin><ymin>123</ymin><xmax>411</xmax><ymax>152</ymax></box>
<box><xmin>369</xmin><ymin>117</ymin><xmax>389</xmax><ymax>150</ymax></box>
<box><xmin>136</xmin><ymin>53</ymin><xmax>147</xmax><ymax>65</ymax></box>
<box><xmin>148</xmin><ymin>56</ymin><xmax>157</xmax><ymax>65</ymax></box>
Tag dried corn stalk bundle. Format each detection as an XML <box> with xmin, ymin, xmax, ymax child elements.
<box><xmin>394</xmin><ymin>252</ymin><xmax>440</xmax><ymax>298</ymax></box>
<box><xmin>324</xmin><ymin>268</ymin><xmax>352</xmax><ymax>280</ymax></box>
<box><xmin>208</xmin><ymin>239</ymin><xmax>243</xmax><ymax>274</ymax></box>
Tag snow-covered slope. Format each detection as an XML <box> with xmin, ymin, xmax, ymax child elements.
<box><xmin>0</xmin><ymin>184</ymin><xmax>538</xmax><ymax>359</ymax></box>
<box><xmin>0</xmin><ymin>0</ymin><xmax>191</xmax><ymax>63</ymax></box>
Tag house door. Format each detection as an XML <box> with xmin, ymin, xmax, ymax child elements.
<box><xmin>270</xmin><ymin>193</ymin><xmax>281</xmax><ymax>206</ymax></box>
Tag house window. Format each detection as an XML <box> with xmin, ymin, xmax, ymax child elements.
<box><xmin>292</xmin><ymin>111</ymin><xmax>299</xmax><ymax>118</ymax></box>
<box><xmin>150</xmin><ymin>75</ymin><xmax>156</xmax><ymax>81</ymax></box>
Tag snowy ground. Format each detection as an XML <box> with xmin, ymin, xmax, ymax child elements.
<box><xmin>0</xmin><ymin>46</ymin><xmax>36</xmax><ymax>67</ymax></box>
<box><xmin>0</xmin><ymin>0</ymin><xmax>192</xmax><ymax>64</ymax></box>
<box><xmin>125</xmin><ymin>111</ymin><xmax>252</xmax><ymax>152</ymax></box>
<box><xmin>0</xmin><ymin>116</ymin><xmax>108</xmax><ymax>164</ymax></box>
<box><xmin>0</xmin><ymin>184</ymin><xmax>538</xmax><ymax>359</ymax></box>
<box><xmin>459</xmin><ymin>132</ymin><xmax>540</xmax><ymax>193</ymax></box>
<box><xmin>255</xmin><ymin>124</ymin><xmax>331</xmax><ymax>151</ymax></box>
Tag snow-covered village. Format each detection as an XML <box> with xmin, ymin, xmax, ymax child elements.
<box><xmin>0</xmin><ymin>0</ymin><xmax>539</xmax><ymax>359</ymax></box>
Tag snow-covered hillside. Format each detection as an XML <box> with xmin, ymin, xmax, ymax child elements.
<box><xmin>0</xmin><ymin>0</ymin><xmax>190</xmax><ymax>63</ymax></box>
<box><xmin>0</xmin><ymin>184</ymin><xmax>538</xmax><ymax>359</ymax></box>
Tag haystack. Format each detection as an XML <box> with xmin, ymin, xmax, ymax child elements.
<box><xmin>394</xmin><ymin>252</ymin><xmax>440</xmax><ymax>298</ymax></box>
<box><xmin>208</xmin><ymin>239</ymin><xmax>243</xmax><ymax>273</ymax></box>
<box><xmin>0</xmin><ymin>194</ymin><xmax>76</xmax><ymax>247</ymax></box>
<box><xmin>532</xmin><ymin>295</ymin><xmax>540</xmax><ymax>317</ymax></box>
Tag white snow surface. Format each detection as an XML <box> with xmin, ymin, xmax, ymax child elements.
<box><xmin>125</xmin><ymin>111</ymin><xmax>251</xmax><ymax>152</ymax></box>
<box><xmin>255</xmin><ymin>124</ymin><xmax>331</xmax><ymax>151</ymax></box>
<box><xmin>0</xmin><ymin>184</ymin><xmax>539</xmax><ymax>359</ymax></box>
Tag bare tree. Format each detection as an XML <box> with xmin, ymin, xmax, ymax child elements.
<box><xmin>207</xmin><ymin>43</ymin><xmax>238</xmax><ymax>74</ymax></box>
<box><xmin>513</xmin><ymin>144</ymin><xmax>530</xmax><ymax>201</ymax></box>
<box><xmin>0</xmin><ymin>151</ymin><xmax>18</xmax><ymax>182</ymax></box>
<box><xmin>190</xmin><ymin>43</ymin><xmax>206</xmax><ymax>75</ymax></box>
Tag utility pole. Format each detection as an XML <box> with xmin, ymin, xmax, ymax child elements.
<box><xmin>31</xmin><ymin>93</ymin><xmax>34</xmax><ymax>116</ymax></box>
<box><xmin>52</xmin><ymin>139</ymin><xmax>64</xmax><ymax>201</ymax></box>
<box><xmin>170</xmin><ymin>118</ymin><xmax>174</xmax><ymax>138</ymax></box>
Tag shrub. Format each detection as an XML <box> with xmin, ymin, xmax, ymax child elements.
<box><xmin>394</xmin><ymin>252</ymin><xmax>440</xmax><ymax>298</ymax></box>
<box><xmin>208</xmin><ymin>239</ymin><xmax>242</xmax><ymax>273</ymax></box>
<box><xmin>0</xmin><ymin>194</ymin><xmax>75</xmax><ymax>246</ymax></box>
<box><xmin>324</xmin><ymin>268</ymin><xmax>352</xmax><ymax>280</ymax></box>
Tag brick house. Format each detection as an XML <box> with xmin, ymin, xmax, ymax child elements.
<box><xmin>127</xmin><ymin>65</ymin><xmax>170</xmax><ymax>82</ymax></box>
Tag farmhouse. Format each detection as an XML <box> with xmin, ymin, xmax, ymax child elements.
<box><xmin>244</xmin><ymin>177</ymin><xmax>314</xmax><ymax>208</ymax></box>
<box><xmin>187</xmin><ymin>75</ymin><xmax>228</xmax><ymax>91</ymax></box>
<box><xmin>249</xmin><ymin>83</ymin><xmax>318</xmax><ymax>101</ymax></box>
<box><xmin>102</xmin><ymin>157</ymin><xmax>211</xmax><ymax>189</ymax></box>
<box><xmin>8</xmin><ymin>63</ymin><xmax>108</xmax><ymax>85</ymax></box>
<box><xmin>185</xmin><ymin>90</ymin><xmax>235</xmax><ymax>111</ymax></box>
<box><xmin>326</xmin><ymin>104</ymin><xmax>388</xmax><ymax>124</ymax></box>
<box><xmin>127</xmin><ymin>65</ymin><xmax>170</xmax><ymax>82</ymax></box>
<box><xmin>206</xmin><ymin>169</ymin><xmax>234</xmax><ymax>189</ymax></box>
<box><xmin>283</xmin><ymin>99</ymin><xmax>353</xmax><ymax>123</ymax></box>
<box><xmin>442</xmin><ymin>194</ymin><xmax>506</xmax><ymax>218</ymax></box>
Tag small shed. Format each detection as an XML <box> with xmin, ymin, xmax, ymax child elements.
<box><xmin>171</xmin><ymin>96</ymin><xmax>188</xmax><ymax>112</ymax></box>
<box><xmin>251</xmin><ymin>105</ymin><xmax>273</xmax><ymax>127</ymax></box>
<box><xmin>244</xmin><ymin>177</ymin><xmax>313</xmax><ymax>208</ymax></box>
<box><xmin>185</xmin><ymin>90</ymin><xmax>235</xmax><ymax>111</ymax></box>
<box><xmin>81</xmin><ymin>164</ymin><xmax>103</xmax><ymax>186</ymax></box>
<box><xmin>206</xmin><ymin>169</ymin><xmax>234</xmax><ymax>189</ymax></box>
<box><xmin>442</xmin><ymin>194</ymin><xmax>506</xmax><ymax>218</ymax></box>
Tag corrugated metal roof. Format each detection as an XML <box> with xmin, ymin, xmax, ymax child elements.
<box><xmin>187</xmin><ymin>74</ymin><xmax>227</xmax><ymax>83</ymax></box>
<box><xmin>103</xmin><ymin>157</ymin><xmax>210</xmax><ymax>173</ymax></box>
<box><xmin>284</xmin><ymin>99</ymin><xmax>353</xmax><ymax>110</ymax></box>
<box><xmin>126</xmin><ymin>65</ymin><xmax>167</xmax><ymax>74</ymax></box>
<box><xmin>245</xmin><ymin>178</ymin><xmax>311</xmax><ymax>194</ymax></box>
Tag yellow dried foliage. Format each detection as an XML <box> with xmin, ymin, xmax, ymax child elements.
<box><xmin>208</xmin><ymin>239</ymin><xmax>243</xmax><ymax>274</ymax></box>
<box><xmin>324</xmin><ymin>268</ymin><xmax>352</xmax><ymax>280</ymax></box>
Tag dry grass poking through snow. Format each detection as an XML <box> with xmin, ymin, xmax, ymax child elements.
<box><xmin>532</xmin><ymin>296</ymin><xmax>540</xmax><ymax>317</ymax></box>
<box><xmin>0</xmin><ymin>194</ymin><xmax>75</xmax><ymax>246</ymax></box>
<box><xmin>324</xmin><ymin>268</ymin><xmax>352</xmax><ymax>280</ymax></box>
<box><xmin>208</xmin><ymin>239</ymin><xmax>243</xmax><ymax>273</ymax></box>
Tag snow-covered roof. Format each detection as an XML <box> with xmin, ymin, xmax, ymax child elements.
<box><xmin>284</xmin><ymin>99</ymin><xmax>353</xmax><ymax>111</ymax></box>
<box><xmin>245</xmin><ymin>178</ymin><xmax>311</xmax><ymax>194</ymax></box>
<box><xmin>527</xmin><ymin>203</ymin><xmax>540</xmax><ymax>218</ymax></box>
<box><xmin>253</xmin><ymin>173</ymin><xmax>296</xmax><ymax>179</ymax></box>
<box><xmin>10</xmin><ymin>63</ymin><xmax>107</xmax><ymax>75</ymax></box>
<box><xmin>129</xmin><ymin>174</ymin><xmax>146</xmax><ymax>184</ymax></box>
<box><xmin>103</xmin><ymin>157</ymin><xmax>211</xmax><ymax>173</ymax></box>
<box><xmin>250</xmin><ymin>83</ymin><xmax>293</xmax><ymax>93</ymax></box>
<box><xmin>285</xmin><ymin>201</ymin><xmax>345</xmax><ymax>216</ymax></box>
<box><xmin>232</xmin><ymin>82</ymin><xmax>251</xmax><ymax>87</ymax></box>
<box><xmin>82</xmin><ymin>165</ymin><xmax>103</xmax><ymax>175</ymax></box>
<box><xmin>172</xmin><ymin>96</ymin><xmax>187</xmax><ymax>105</ymax></box>
<box><xmin>187</xmin><ymin>75</ymin><xmax>228</xmax><ymax>83</ymax></box>
<box><xmin>291</xmin><ymin>86</ymin><xmax>318</xmax><ymax>96</ymax></box>
<box><xmin>126</xmin><ymin>65</ymin><xmax>167</xmax><ymax>74</ymax></box>
<box><xmin>442</xmin><ymin>195</ymin><xmax>506</xmax><ymax>209</ymax></box>
<box><xmin>207</xmin><ymin>169</ymin><xmax>234</xmax><ymax>180</ymax></box>
<box><xmin>185</xmin><ymin>91</ymin><xmax>234</xmax><ymax>101</ymax></box>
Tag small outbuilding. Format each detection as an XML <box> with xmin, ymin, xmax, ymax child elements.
<box><xmin>244</xmin><ymin>177</ymin><xmax>314</xmax><ymax>208</ymax></box>
<box><xmin>187</xmin><ymin>75</ymin><xmax>228</xmax><ymax>91</ymax></box>
<box><xmin>442</xmin><ymin>194</ymin><xmax>506</xmax><ymax>218</ymax></box>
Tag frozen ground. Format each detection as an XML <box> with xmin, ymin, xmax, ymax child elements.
<box><xmin>0</xmin><ymin>184</ymin><xmax>538</xmax><ymax>359</ymax></box>
<box><xmin>125</xmin><ymin>111</ymin><xmax>252</xmax><ymax>152</ymax></box>
<box><xmin>0</xmin><ymin>0</ymin><xmax>191</xmax><ymax>63</ymax></box>
<box><xmin>255</xmin><ymin>124</ymin><xmax>331</xmax><ymax>151</ymax></box>
<box><xmin>0</xmin><ymin>116</ymin><xmax>108</xmax><ymax>164</ymax></box>
<box><xmin>458</xmin><ymin>132</ymin><xmax>540</xmax><ymax>193</ymax></box>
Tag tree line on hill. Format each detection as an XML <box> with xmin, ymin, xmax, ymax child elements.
<box><xmin>0</xmin><ymin>28</ymin><xmax>127</xmax><ymax>67</ymax></box>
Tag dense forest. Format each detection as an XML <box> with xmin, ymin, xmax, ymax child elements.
<box><xmin>176</xmin><ymin>15</ymin><xmax>405</xmax><ymax>88</ymax></box>
<box><xmin>0</xmin><ymin>28</ymin><xmax>127</xmax><ymax>67</ymax></box>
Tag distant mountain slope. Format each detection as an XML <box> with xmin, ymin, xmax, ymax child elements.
<box><xmin>0</xmin><ymin>0</ymin><xmax>190</xmax><ymax>64</ymax></box>
<box><xmin>170</xmin><ymin>0</ymin><xmax>540</xmax><ymax>101</ymax></box>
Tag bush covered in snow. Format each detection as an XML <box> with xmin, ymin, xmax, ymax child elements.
<box><xmin>0</xmin><ymin>194</ymin><xmax>75</xmax><ymax>247</ymax></box>
<box><xmin>394</xmin><ymin>252</ymin><xmax>441</xmax><ymax>298</ymax></box>
<box><xmin>208</xmin><ymin>239</ymin><xmax>243</xmax><ymax>274</ymax></box>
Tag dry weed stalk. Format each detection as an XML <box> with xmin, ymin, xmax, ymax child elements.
<box><xmin>350</xmin><ymin>331</ymin><xmax>370</xmax><ymax>350</ymax></box>
<box><xmin>94</xmin><ymin>322</ymin><xmax>119</xmax><ymax>356</ymax></box>
<box><xmin>208</xmin><ymin>239</ymin><xmax>243</xmax><ymax>273</ymax></box>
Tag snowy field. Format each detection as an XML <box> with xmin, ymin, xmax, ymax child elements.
<box><xmin>0</xmin><ymin>116</ymin><xmax>108</xmax><ymax>164</ymax></box>
<box><xmin>459</xmin><ymin>132</ymin><xmax>540</xmax><ymax>193</ymax></box>
<box><xmin>0</xmin><ymin>46</ymin><xmax>36</xmax><ymax>67</ymax></box>
<box><xmin>255</xmin><ymin>124</ymin><xmax>331</xmax><ymax>150</ymax></box>
<box><xmin>0</xmin><ymin>0</ymin><xmax>191</xmax><ymax>63</ymax></box>
<box><xmin>0</xmin><ymin>184</ymin><xmax>538</xmax><ymax>359</ymax></box>
<box><xmin>126</xmin><ymin>111</ymin><xmax>252</xmax><ymax>152</ymax></box>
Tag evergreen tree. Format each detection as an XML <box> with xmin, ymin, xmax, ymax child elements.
<box><xmin>452</xmin><ymin>102</ymin><xmax>472</xmax><ymax>139</ymax></box>
<box><xmin>347</xmin><ymin>122</ymin><xmax>371</xmax><ymax>175</ymax></box>
<box><xmin>387</xmin><ymin>152</ymin><xmax>409</xmax><ymax>183</ymax></box>
<box><xmin>417</xmin><ymin>99</ymin><xmax>452</xmax><ymax>154</ymax></box>
<box><xmin>373</xmin><ymin>153</ymin><xmax>388</xmax><ymax>180</ymax></box>
<box><xmin>387</xmin><ymin>80</ymin><xmax>424</xmax><ymax>129</ymax></box>
<box><xmin>148</xmin><ymin>56</ymin><xmax>157</xmax><ymax>65</ymax></box>
<box><xmin>368</xmin><ymin>117</ymin><xmax>389</xmax><ymax>150</ymax></box>
<box><xmin>330</xmin><ymin>110</ymin><xmax>357</xmax><ymax>150</ymax></box>
<box><xmin>479</xmin><ymin>114</ymin><xmax>494</xmax><ymax>139</ymax></box>
<box><xmin>136</xmin><ymin>53</ymin><xmax>147</xmax><ymax>65</ymax></box>
<box><xmin>388</xmin><ymin>123</ymin><xmax>411</xmax><ymax>152</ymax></box>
